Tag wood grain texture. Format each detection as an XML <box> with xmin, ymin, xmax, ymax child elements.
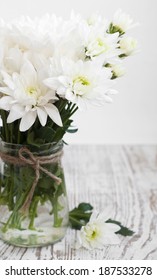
<box><xmin>0</xmin><ymin>145</ymin><xmax>157</xmax><ymax>260</ymax></box>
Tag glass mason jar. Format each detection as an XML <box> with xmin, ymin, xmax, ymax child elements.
<box><xmin>0</xmin><ymin>140</ymin><xmax>69</xmax><ymax>247</ymax></box>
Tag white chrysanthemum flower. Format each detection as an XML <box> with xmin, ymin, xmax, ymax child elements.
<box><xmin>111</xmin><ymin>64</ymin><xmax>125</xmax><ymax>78</ymax></box>
<box><xmin>112</xmin><ymin>9</ymin><xmax>138</xmax><ymax>33</ymax></box>
<box><xmin>54</xmin><ymin>28</ymin><xmax>84</xmax><ymax>61</ymax></box>
<box><xmin>0</xmin><ymin>44</ymin><xmax>25</xmax><ymax>75</ymax></box>
<box><xmin>44</xmin><ymin>58</ymin><xmax>115</xmax><ymax>109</ymax></box>
<box><xmin>7</xmin><ymin>14</ymin><xmax>63</xmax><ymax>43</ymax></box>
<box><xmin>85</xmin><ymin>33</ymin><xmax>120</xmax><ymax>60</ymax></box>
<box><xmin>0</xmin><ymin>14</ymin><xmax>67</xmax><ymax>74</ymax></box>
<box><xmin>77</xmin><ymin>211</ymin><xmax>120</xmax><ymax>250</ymax></box>
<box><xmin>120</xmin><ymin>37</ymin><xmax>137</xmax><ymax>56</ymax></box>
<box><xmin>0</xmin><ymin>60</ymin><xmax>62</xmax><ymax>131</ymax></box>
<box><xmin>79</xmin><ymin>21</ymin><xmax>120</xmax><ymax>62</ymax></box>
<box><xmin>0</xmin><ymin>27</ymin><xmax>52</xmax><ymax>76</ymax></box>
<box><xmin>86</xmin><ymin>14</ymin><xmax>105</xmax><ymax>27</ymax></box>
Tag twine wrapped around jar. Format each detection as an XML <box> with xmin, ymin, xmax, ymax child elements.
<box><xmin>0</xmin><ymin>147</ymin><xmax>63</xmax><ymax>212</ymax></box>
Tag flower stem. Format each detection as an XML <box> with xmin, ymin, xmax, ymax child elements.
<box><xmin>1</xmin><ymin>111</ymin><xmax>9</xmax><ymax>142</ymax></box>
<box><xmin>17</xmin><ymin>126</ymin><xmax>21</xmax><ymax>144</ymax></box>
<box><xmin>8</xmin><ymin>174</ymin><xmax>14</xmax><ymax>211</ymax></box>
<box><xmin>53</xmin><ymin>197</ymin><xmax>59</xmax><ymax>227</ymax></box>
<box><xmin>9</xmin><ymin>123</ymin><xmax>13</xmax><ymax>143</ymax></box>
<box><xmin>69</xmin><ymin>216</ymin><xmax>85</xmax><ymax>228</ymax></box>
<box><xmin>28</xmin><ymin>196</ymin><xmax>40</xmax><ymax>230</ymax></box>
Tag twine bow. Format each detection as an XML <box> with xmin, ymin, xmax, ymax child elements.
<box><xmin>0</xmin><ymin>146</ymin><xmax>63</xmax><ymax>213</ymax></box>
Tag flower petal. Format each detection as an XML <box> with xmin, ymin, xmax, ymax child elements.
<box><xmin>7</xmin><ymin>104</ymin><xmax>25</xmax><ymax>123</ymax></box>
<box><xmin>37</xmin><ymin>107</ymin><xmax>47</xmax><ymax>126</ymax></box>
<box><xmin>20</xmin><ymin>110</ymin><xmax>36</xmax><ymax>131</ymax></box>
<box><xmin>44</xmin><ymin>77</ymin><xmax>61</xmax><ymax>90</ymax></box>
<box><xmin>44</xmin><ymin>103</ymin><xmax>62</xmax><ymax>127</ymax></box>
<box><xmin>0</xmin><ymin>87</ymin><xmax>13</xmax><ymax>96</ymax></box>
<box><xmin>20</xmin><ymin>60</ymin><xmax>37</xmax><ymax>87</ymax></box>
<box><xmin>0</xmin><ymin>96</ymin><xmax>13</xmax><ymax>110</ymax></box>
<box><xmin>1</xmin><ymin>71</ymin><xmax>15</xmax><ymax>90</ymax></box>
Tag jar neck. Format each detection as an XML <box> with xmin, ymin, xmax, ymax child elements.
<box><xmin>0</xmin><ymin>139</ymin><xmax>63</xmax><ymax>156</ymax></box>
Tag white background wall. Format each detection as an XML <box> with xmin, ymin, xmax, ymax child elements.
<box><xmin>0</xmin><ymin>0</ymin><xmax>156</xmax><ymax>144</ymax></box>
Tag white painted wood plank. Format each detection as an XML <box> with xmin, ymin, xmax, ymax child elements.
<box><xmin>0</xmin><ymin>145</ymin><xmax>157</xmax><ymax>260</ymax></box>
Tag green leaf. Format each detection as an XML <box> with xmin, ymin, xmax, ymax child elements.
<box><xmin>69</xmin><ymin>202</ymin><xmax>93</xmax><ymax>230</ymax></box>
<box><xmin>77</xmin><ymin>202</ymin><xmax>93</xmax><ymax>212</ymax></box>
<box><xmin>62</xmin><ymin>140</ymin><xmax>68</xmax><ymax>145</ymax></box>
<box><xmin>67</xmin><ymin>127</ymin><xmax>78</xmax><ymax>133</ymax></box>
<box><xmin>26</xmin><ymin>131</ymin><xmax>35</xmax><ymax>145</ymax></box>
<box><xmin>52</xmin><ymin>119</ymin><xmax>73</xmax><ymax>142</ymax></box>
<box><xmin>37</xmin><ymin>126</ymin><xmax>56</xmax><ymax>143</ymax></box>
<box><xmin>106</xmin><ymin>219</ymin><xmax>135</xmax><ymax>236</ymax></box>
<box><xmin>27</xmin><ymin>131</ymin><xmax>44</xmax><ymax>147</ymax></box>
<box><xmin>107</xmin><ymin>23</ymin><xmax>125</xmax><ymax>36</ymax></box>
<box><xmin>69</xmin><ymin>216</ymin><xmax>86</xmax><ymax>230</ymax></box>
<box><xmin>37</xmin><ymin>177</ymin><xmax>55</xmax><ymax>190</ymax></box>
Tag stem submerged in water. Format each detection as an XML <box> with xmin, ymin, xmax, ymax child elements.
<box><xmin>53</xmin><ymin>197</ymin><xmax>59</xmax><ymax>227</ymax></box>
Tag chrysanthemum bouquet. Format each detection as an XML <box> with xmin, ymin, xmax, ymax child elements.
<box><xmin>0</xmin><ymin>10</ymin><xmax>137</xmax><ymax>247</ymax></box>
<box><xmin>0</xmin><ymin>9</ymin><xmax>137</xmax><ymax>143</ymax></box>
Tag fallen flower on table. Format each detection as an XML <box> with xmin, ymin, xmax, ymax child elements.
<box><xmin>69</xmin><ymin>203</ymin><xmax>134</xmax><ymax>250</ymax></box>
<box><xmin>77</xmin><ymin>211</ymin><xmax>121</xmax><ymax>249</ymax></box>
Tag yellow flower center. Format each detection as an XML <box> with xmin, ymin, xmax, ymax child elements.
<box><xmin>97</xmin><ymin>38</ymin><xmax>110</xmax><ymax>52</ymax></box>
<box><xmin>27</xmin><ymin>87</ymin><xmax>38</xmax><ymax>96</ymax></box>
<box><xmin>85</xmin><ymin>226</ymin><xmax>100</xmax><ymax>241</ymax></box>
<box><xmin>97</xmin><ymin>38</ymin><xmax>104</xmax><ymax>47</ymax></box>
<box><xmin>73</xmin><ymin>76</ymin><xmax>90</xmax><ymax>86</ymax></box>
<box><xmin>91</xmin><ymin>230</ymin><xmax>97</xmax><ymax>239</ymax></box>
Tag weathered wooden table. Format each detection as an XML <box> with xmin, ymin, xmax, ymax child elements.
<box><xmin>0</xmin><ymin>145</ymin><xmax>157</xmax><ymax>260</ymax></box>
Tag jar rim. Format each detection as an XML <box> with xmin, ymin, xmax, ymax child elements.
<box><xmin>0</xmin><ymin>139</ymin><xmax>63</xmax><ymax>154</ymax></box>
